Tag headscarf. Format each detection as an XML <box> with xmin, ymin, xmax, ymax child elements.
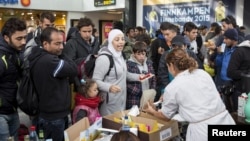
<box><xmin>108</xmin><ymin>29</ymin><xmax>124</xmax><ymax>58</ymax></box>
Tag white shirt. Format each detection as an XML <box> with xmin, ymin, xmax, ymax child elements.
<box><xmin>161</xmin><ymin>69</ymin><xmax>235</xmax><ymax>141</ymax></box>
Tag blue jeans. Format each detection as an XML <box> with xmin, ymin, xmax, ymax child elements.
<box><xmin>38</xmin><ymin>116</ymin><xmax>68</xmax><ymax>141</ymax></box>
<box><xmin>0</xmin><ymin>112</ymin><xmax>20</xmax><ymax>141</ymax></box>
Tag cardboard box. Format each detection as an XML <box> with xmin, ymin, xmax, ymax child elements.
<box><xmin>64</xmin><ymin>117</ymin><xmax>89</xmax><ymax>141</ymax></box>
<box><xmin>64</xmin><ymin>117</ymin><xmax>102</xmax><ymax>141</ymax></box>
<box><xmin>102</xmin><ymin>111</ymin><xmax>179</xmax><ymax>141</ymax></box>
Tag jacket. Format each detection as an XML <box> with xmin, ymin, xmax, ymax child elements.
<box><xmin>150</xmin><ymin>35</ymin><xmax>170</xmax><ymax>75</ymax></box>
<box><xmin>227</xmin><ymin>40</ymin><xmax>250</xmax><ymax>92</ymax></box>
<box><xmin>29</xmin><ymin>47</ymin><xmax>77</xmax><ymax>120</ymax></box>
<box><xmin>63</xmin><ymin>32</ymin><xmax>100</xmax><ymax>64</ymax></box>
<box><xmin>158</xmin><ymin>49</ymin><xmax>203</xmax><ymax>87</ymax></box>
<box><xmin>92</xmin><ymin>47</ymin><xmax>127</xmax><ymax>116</ymax></box>
<box><xmin>0</xmin><ymin>34</ymin><xmax>22</xmax><ymax>114</ymax></box>
<box><xmin>73</xmin><ymin>105</ymin><xmax>100</xmax><ymax>125</ymax></box>
<box><xmin>126</xmin><ymin>55</ymin><xmax>156</xmax><ymax>109</ymax></box>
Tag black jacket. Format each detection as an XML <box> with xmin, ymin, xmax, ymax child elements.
<box><xmin>63</xmin><ymin>32</ymin><xmax>100</xmax><ymax>64</ymax></box>
<box><xmin>150</xmin><ymin>35</ymin><xmax>170</xmax><ymax>75</ymax></box>
<box><xmin>158</xmin><ymin>49</ymin><xmax>203</xmax><ymax>87</ymax></box>
<box><xmin>29</xmin><ymin>47</ymin><xmax>77</xmax><ymax>120</ymax></box>
<box><xmin>0</xmin><ymin>34</ymin><xmax>22</xmax><ymax>114</ymax></box>
<box><xmin>227</xmin><ymin>41</ymin><xmax>250</xmax><ymax>92</ymax></box>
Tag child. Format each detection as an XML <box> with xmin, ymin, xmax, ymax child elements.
<box><xmin>126</xmin><ymin>41</ymin><xmax>156</xmax><ymax>109</ymax></box>
<box><xmin>72</xmin><ymin>79</ymin><xmax>101</xmax><ymax>124</ymax></box>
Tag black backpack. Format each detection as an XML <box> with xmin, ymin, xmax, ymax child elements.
<box><xmin>78</xmin><ymin>53</ymin><xmax>114</xmax><ymax>81</ymax></box>
<box><xmin>17</xmin><ymin>54</ymin><xmax>39</xmax><ymax>116</ymax></box>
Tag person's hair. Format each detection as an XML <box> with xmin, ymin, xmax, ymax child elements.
<box><xmin>113</xmin><ymin>21</ymin><xmax>124</xmax><ymax>31</ymax></box>
<box><xmin>162</xmin><ymin>23</ymin><xmax>180</xmax><ymax>34</ymax></box>
<box><xmin>110</xmin><ymin>131</ymin><xmax>140</xmax><ymax>141</ymax></box>
<box><xmin>210</xmin><ymin>22</ymin><xmax>220</xmax><ymax>31</ymax></box>
<box><xmin>126</xmin><ymin>27</ymin><xmax>134</xmax><ymax>35</ymax></box>
<box><xmin>92</xmin><ymin>28</ymin><xmax>97</xmax><ymax>35</ymax></box>
<box><xmin>135</xmin><ymin>33</ymin><xmax>151</xmax><ymax>46</ymax></box>
<box><xmin>166</xmin><ymin>48</ymin><xmax>198</xmax><ymax>73</ymax></box>
<box><xmin>183</xmin><ymin>22</ymin><xmax>198</xmax><ymax>32</ymax></box>
<box><xmin>135</xmin><ymin>26</ymin><xmax>143</xmax><ymax>32</ymax></box>
<box><xmin>160</xmin><ymin>22</ymin><xmax>171</xmax><ymax>30</ymax></box>
<box><xmin>40</xmin><ymin>27</ymin><xmax>59</xmax><ymax>44</ymax></box>
<box><xmin>40</xmin><ymin>11</ymin><xmax>55</xmax><ymax>23</ymax></box>
<box><xmin>240</xmin><ymin>26</ymin><xmax>246</xmax><ymax>30</ymax></box>
<box><xmin>79</xmin><ymin>79</ymin><xmax>97</xmax><ymax>98</ymax></box>
<box><xmin>132</xmin><ymin>41</ymin><xmax>147</xmax><ymax>54</ymax></box>
<box><xmin>214</xmin><ymin>24</ymin><xmax>222</xmax><ymax>35</ymax></box>
<box><xmin>77</xmin><ymin>17</ymin><xmax>95</xmax><ymax>30</ymax></box>
<box><xmin>1</xmin><ymin>18</ymin><xmax>26</xmax><ymax>37</ymax></box>
<box><xmin>221</xmin><ymin>15</ymin><xmax>237</xmax><ymax>28</ymax></box>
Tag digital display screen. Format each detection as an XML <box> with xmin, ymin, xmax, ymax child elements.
<box><xmin>94</xmin><ymin>0</ymin><xmax>116</xmax><ymax>7</ymax></box>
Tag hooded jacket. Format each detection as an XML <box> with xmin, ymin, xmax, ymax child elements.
<box><xmin>227</xmin><ymin>40</ymin><xmax>250</xmax><ymax>91</ymax></box>
<box><xmin>0</xmin><ymin>34</ymin><xmax>22</xmax><ymax>114</ymax></box>
<box><xmin>63</xmin><ymin>32</ymin><xmax>100</xmax><ymax>64</ymax></box>
<box><xmin>29</xmin><ymin>47</ymin><xmax>77</xmax><ymax>120</ymax></box>
<box><xmin>126</xmin><ymin>55</ymin><xmax>156</xmax><ymax>109</ymax></box>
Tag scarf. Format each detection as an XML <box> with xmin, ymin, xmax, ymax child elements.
<box><xmin>75</xmin><ymin>93</ymin><xmax>101</xmax><ymax>109</ymax></box>
<box><xmin>108</xmin><ymin>29</ymin><xmax>124</xmax><ymax>58</ymax></box>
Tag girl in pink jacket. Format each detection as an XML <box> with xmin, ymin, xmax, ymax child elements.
<box><xmin>72</xmin><ymin>79</ymin><xmax>101</xmax><ymax>124</ymax></box>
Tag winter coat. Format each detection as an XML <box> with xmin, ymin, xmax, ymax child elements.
<box><xmin>126</xmin><ymin>55</ymin><xmax>156</xmax><ymax>109</ymax></box>
<box><xmin>0</xmin><ymin>35</ymin><xmax>22</xmax><ymax>114</ymax></box>
<box><xmin>63</xmin><ymin>32</ymin><xmax>100</xmax><ymax>64</ymax></box>
<box><xmin>227</xmin><ymin>40</ymin><xmax>250</xmax><ymax>92</ymax></box>
<box><xmin>29</xmin><ymin>47</ymin><xmax>77</xmax><ymax>120</ymax></box>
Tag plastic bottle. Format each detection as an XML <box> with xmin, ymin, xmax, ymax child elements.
<box><xmin>244</xmin><ymin>92</ymin><xmax>250</xmax><ymax>123</ymax></box>
<box><xmin>29</xmin><ymin>126</ymin><xmax>39</xmax><ymax>141</ymax></box>
<box><xmin>121</xmin><ymin>115</ymin><xmax>130</xmax><ymax>131</ymax></box>
<box><xmin>38</xmin><ymin>129</ymin><xmax>45</xmax><ymax>141</ymax></box>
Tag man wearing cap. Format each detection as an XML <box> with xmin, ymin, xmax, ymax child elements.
<box><xmin>215</xmin><ymin>28</ymin><xmax>238</xmax><ymax>112</ymax></box>
<box><xmin>157</xmin><ymin>35</ymin><xmax>203</xmax><ymax>100</ymax></box>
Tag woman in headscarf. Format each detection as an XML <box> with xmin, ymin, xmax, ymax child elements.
<box><xmin>92</xmin><ymin>29</ymin><xmax>140</xmax><ymax>116</ymax></box>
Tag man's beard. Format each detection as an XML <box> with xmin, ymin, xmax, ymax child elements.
<box><xmin>9</xmin><ymin>38</ymin><xmax>25</xmax><ymax>50</ymax></box>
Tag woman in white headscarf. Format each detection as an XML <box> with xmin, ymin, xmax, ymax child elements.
<box><xmin>92</xmin><ymin>29</ymin><xmax>139</xmax><ymax>116</ymax></box>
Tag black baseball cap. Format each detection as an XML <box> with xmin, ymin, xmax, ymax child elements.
<box><xmin>171</xmin><ymin>35</ymin><xmax>187</xmax><ymax>47</ymax></box>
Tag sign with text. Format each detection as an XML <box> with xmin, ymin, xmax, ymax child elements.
<box><xmin>94</xmin><ymin>0</ymin><xmax>116</xmax><ymax>7</ymax></box>
<box><xmin>143</xmin><ymin>0</ymin><xmax>236</xmax><ymax>37</ymax></box>
<box><xmin>0</xmin><ymin>0</ymin><xmax>18</xmax><ymax>4</ymax></box>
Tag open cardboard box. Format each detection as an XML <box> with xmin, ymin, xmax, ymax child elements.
<box><xmin>64</xmin><ymin>117</ymin><xmax>102</xmax><ymax>141</ymax></box>
<box><xmin>102</xmin><ymin>110</ymin><xmax>179</xmax><ymax>141</ymax></box>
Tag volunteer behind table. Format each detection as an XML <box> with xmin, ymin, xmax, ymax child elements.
<box><xmin>144</xmin><ymin>48</ymin><xmax>235</xmax><ymax>141</ymax></box>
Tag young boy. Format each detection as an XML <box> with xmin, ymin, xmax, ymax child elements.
<box><xmin>126</xmin><ymin>41</ymin><xmax>156</xmax><ymax>109</ymax></box>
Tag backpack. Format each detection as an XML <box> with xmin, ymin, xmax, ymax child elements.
<box><xmin>77</xmin><ymin>53</ymin><xmax>114</xmax><ymax>81</ymax></box>
<box><xmin>17</xmin><ymin>53</ymin><xmax>39</xmax><ymax>116</ymax></box>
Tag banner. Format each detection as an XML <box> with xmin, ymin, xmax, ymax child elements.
<box><xmin>143</xmin><ymin>0</ymin><xmax>236</xmax><ymax>37</ymax></box>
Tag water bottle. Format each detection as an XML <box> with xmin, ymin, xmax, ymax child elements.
<box><xmin>121</xmin><ymin>115</ymin><xmax>130</xmax><ymax>131</ymax></box>
<box><xmin>38</xmin><ymin>129</ymin><xmax>45</xmax><ymax>141</ymax></box>
<box><xmin>29</xmin><ymin>126</ymin><xmax>39</xmax><ymax>141</ymax></box>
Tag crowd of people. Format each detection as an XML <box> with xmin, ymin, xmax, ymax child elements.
<box><xmin>0</xmin><ymin>10</ymin><xmax>249</xmax><ymax>141</ymax></box>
